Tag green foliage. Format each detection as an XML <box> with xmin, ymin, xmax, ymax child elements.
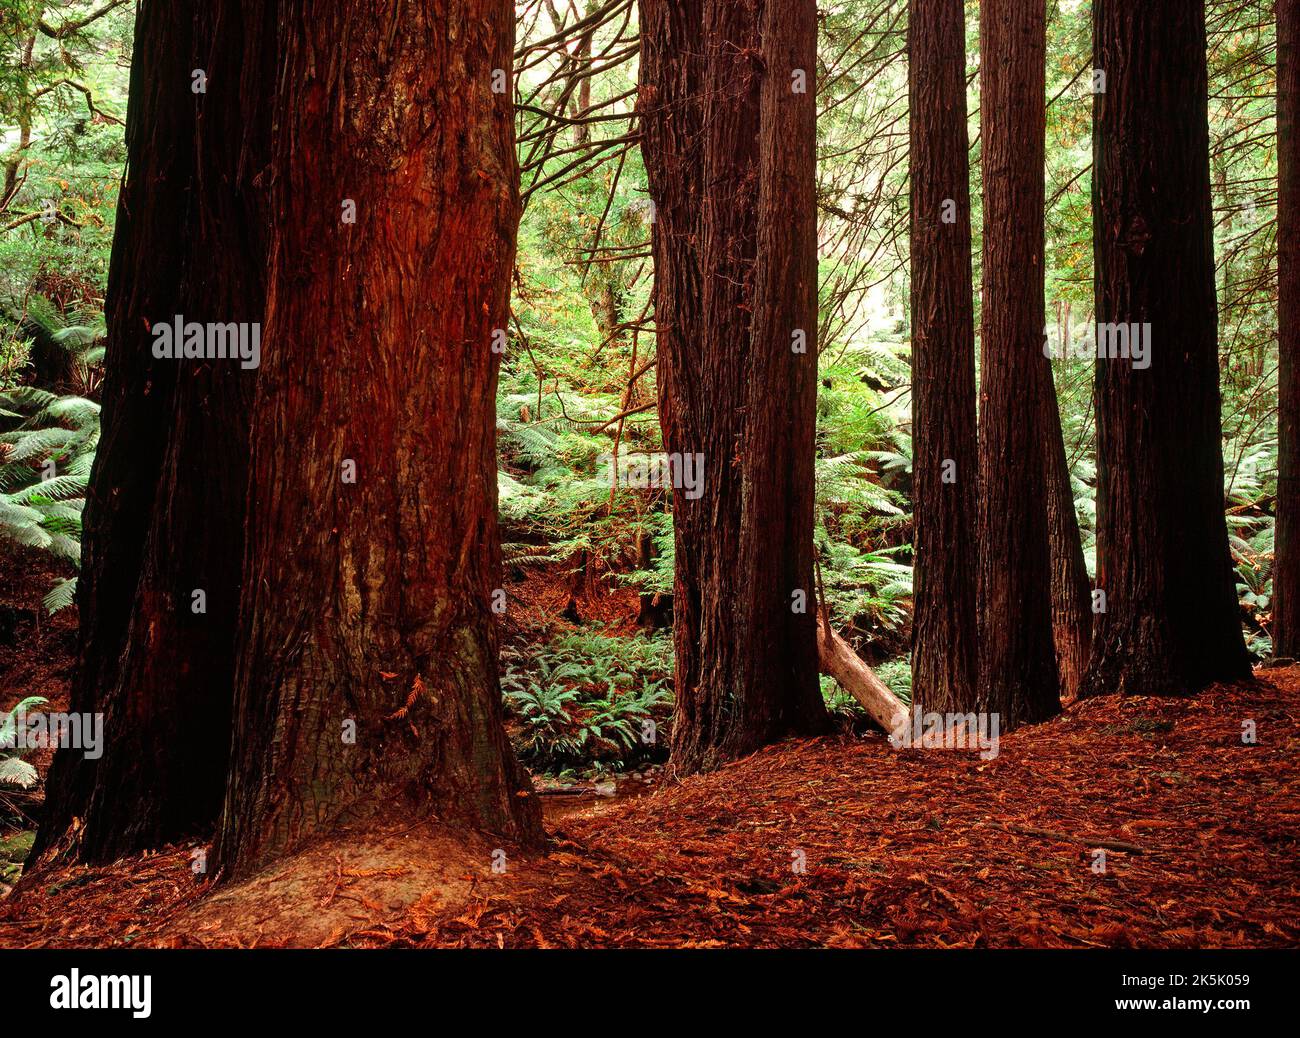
<box><xmin>501</xmin><ymin>630</ymin><xmax>672</xmax><ymax>773</ymax></box>
<box><xmin>0</xmin><ymin>305</ymin><xmax>102</xmax><ymax>609</ymax></box>
<box><xmin>0</xmin><ymin>695</ymin><xmax>47</xmax><ymax>789</ymax></box>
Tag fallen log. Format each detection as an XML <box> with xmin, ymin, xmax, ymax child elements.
<box><xmin>815</xmin><ymin>617</ymin><xmax>911</xmax><ymax>739</ymax></box>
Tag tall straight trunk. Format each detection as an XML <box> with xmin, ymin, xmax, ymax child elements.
<box><xmin>1083</xmin><ymin>0</ymin><xmax>1251</xmax><ymax>696</ymax></box>
<box><xmin>214</xmin><ymin>0</ymin><xmax>540</xmax><ymax>880</ymax></box>
<box><xmin>639</xmin><ymin>0</ymin><xmax>827</xmax><ymax>775</ymax></box>
<box><xmin>36</xmin><ymin>3</ymin><xmax>275</xmax><ymax>864</ymax></box>
<box><xmin>976</xmin><ymin>0</ymin><xmax>1060</xmax><ymax>727</ymax></box>
<box><xmin>909</xmin><ymin>0</ymin><xmax>980</xmax><ymax>715</ymax></box>
<box><xmin>65</xmin><ymin>2</ymin><xmax>275</xmax><ymax>863</ymax></box>
<box><xmin>1039</xmin><ymin>364</ymin><xmax>1092</xmax><ymax>698</ymax></box>
<box><xmin>34</xmin><ymin>0</ymin><xmax>196</xmax><ymax>861</ymax></box>
<box><xmin>1277</xmin><ymin>0</ymin><xmax>1300</xmax><ymax>659</ymax></box>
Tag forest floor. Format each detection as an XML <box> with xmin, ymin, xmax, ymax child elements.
<box><xmin>1</xmin><ymin>548</ymin><xmax>1298</xmax><ymax>948</ymax></box>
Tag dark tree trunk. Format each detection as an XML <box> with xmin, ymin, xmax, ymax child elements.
<box><xmin>1082</xmin><ymin>0</ymin><xmax>1251</xmax><ymax>695</ymax></box>
<box><xmin>36</xmin><ymin>1</ymin><xmax>276</xmax><ymax>865</ymax></box>
<box><xmin>976</xmin><ymin>0</ymin><xmax>1060</xmax><ymax>728</ymax></box>
<box><xmin>214</xmin><ymin>0</ymin><xmax>541</xmax><ymax>880</ymax></box>
<box><xmin>67</xmin><ymin>2</ymin><xmax>275</xmax><ymax>863</ymax></box>
<box><xmin>1039</xmin><ymin>363</ymin><xmax>1092</xmax><ymax>699</ymax></box>
<box><xmin>639</xmin><ymin>0</ymin><xmax>828</xmax><ymax>775</ymax></box>
<box><xmin>1277</xmin><ymin>0</ymin><xmax>1300</xmax><ymax>660</ymax></box>
<box><xmin>34</xmin><ymin>0</ymin><xmax>196</xmax><ymax>861</ymax></box>
<box><xmin>908</xmin><ymin>0</ymin><xmax>980</xmax><ymax>715</ymax></box>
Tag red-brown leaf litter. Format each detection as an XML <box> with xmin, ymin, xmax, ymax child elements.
<box><xmin>1</xmin><ymin>548</ymin><xmax>1297</xmax><ymax>948</ymax></box>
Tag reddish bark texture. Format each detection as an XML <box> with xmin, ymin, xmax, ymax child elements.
<box><xmin>214</xmin><ymin>0</ymin><xmax>541</xmax><ymax>880</ymax></box>
<box><xmin>639</xmin><ymin>0</ymin><xmax>828</xmax><ymax>775</ymax></box>
<box><xmin>976</xmin><ymin>0</ymin><xmax>1060</xmax><ymax>727</ymax></box>
<box><xmin>909</xmin><ymin>0</ymin><xmax>980</xmax><ymax>715</ymax></box>
<box><xmin>1083</xmin><ymin>0</ymin><xmax>1251</xmax><ymax>695</ymax></box>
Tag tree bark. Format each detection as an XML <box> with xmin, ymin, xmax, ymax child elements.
<box><xmin>34</xmin><ymin>0</ymin><xmax>196</xmax><ymax>861</ymax></box>
<box><xmin>638</xmin><ymin>0</ymin><xmax>828</xmax><ymax>775</ymax></box>
<box><xmin>1082</xmin><ymin>0</ymin><xmax>1251</xmax><ymax>695</ymax></box>
<box><xmin>36</xmin><ymin>2</ymin><xmax>276</xmax><ymax>865</ymax></box>
<box><xmin>976</xmin><ymin>0</ymin><xmax>1060</xmax><ymax>728</ymax></box>
<box><xmin>68</xmin><ymin>2</ymin><xmax>275</xmax><ymax>863</ymax></box>
<box><xmin>908</xmin><ymin>0</ymin><xmax>980</xmax><ymax>715</ymax></box>
<box><xmin>213</xmin><ymin>0</ymin><xmax>541</xmax><ymax>880</ymax></box>
<box><xmin>1040</xmin><ymin>363</ymin><xmax>1092</xmax><ymax>699</ymax></box>
<box><xmin>1277</xmin><ymin>0</ymin><xmax>1300</xmax><ymax>659</ymax></box>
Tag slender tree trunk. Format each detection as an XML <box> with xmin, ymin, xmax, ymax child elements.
<box><xmin>1039</xmin><ymin>363</ymin><xmax>1092</xmax><ymax>699</ymax></box>
<box><xmin>639</xmin><ymin>0</ymin><xmax>827</xmax><ymax>775</ymax></box>
<box><xmin>1277</xmin><ymin>0</ymin><xmax>1300</xmax><ymax>659</ymax></box>
<box><xmin>214</xmin><ymin>0</ymin><xmax>541</xmax><ymax>880</ymax></box>
<box><xmin>976</xmin><ymin>0</ymin><xmax>1060</xmax><ymax>728</ymax></box>
<box><xmin>1083</xmin><ymin>0</ymin><xmax>1251</xmax><ymax>696</ymax></box>
<box><xmin>573</xmin><ymin>4</ymin><xmax>595</xmax><ymax>145</ymax></box>
<box><xmin>909</xmin><ymin>0</ymin><xmax>979</xmax><ymax>714</ymax></box>
<box><xmin>34</xmin><ymin>0</ymin><xmax>196</xmax><ymax>861</ymax></box>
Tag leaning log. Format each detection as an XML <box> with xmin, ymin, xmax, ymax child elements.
<box><xmin>815</xmin><ymin>618</ymin><xmax>911</xmax><ymax>738</ymax></box>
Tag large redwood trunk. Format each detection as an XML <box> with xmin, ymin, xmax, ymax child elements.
<box><xmin>1278</xmin><ymin>0</ymin><xmax>1300</xmax><ymax>660</ymax></box>
<box><xmin>1082</xmin><ymin>0</ymin><xmax>1251</xmax><ymax>695</ymax></box>
<box><xmin>908</xmin><ymin>0</ymin><xmax>980</xmax><ymax>714</ymax></box>
<box><xmin>35</xmin><ymin>0</ymin><xmax>198</xmax><ymax>861</ymax></box>
<box><xmin>639</xmin><ymin>0</ymin><xmax>828</xmax><ymax>776</ymax></box>
<box><xmin>976</xmin><ymin>0</ymin><xmax>1060</xmax><ymax>727</ymax></box>
<box><xmin>214</xmin><ymin>0</ymin><xmax>541</xmax><ymax>880</ymax></box>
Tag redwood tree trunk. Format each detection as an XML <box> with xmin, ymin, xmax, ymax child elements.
<box><xmin>909</xmin><ymin>0</ymin><xmax>980</xmax><ymax>714</ymax></box>
<box><xmin>1039</xmin><ymin>362</ymin><xmax>1092</xmax><ymax>699</ymax></box>
<box><xmin>976</xmin><ymin>0</ymin><xmax>1060</xmax><ymax>727</ymax></box>
<box><xmin>66</xmin><ymin>2</ymin><xmax>275</xmax><ymax>863</ymax></box>
<box><xmin>639</xmin><ymin>0</ymin><xmax>828</xmax><ymax>775</ymax></box>
<box><xmin>1083</xmin><ymin>0</ymin><xmax>1251</xmax><ymax>696</ymax></box>
<box><xmin>214</xmin><ymin>0</ymin><xmax>541</xmax><ymax>880</ymax></box>
<box><xmin>35</xmin><ymin>0</ymin><xmax>197</xmax><ymax>861</ymax></box>
<box><xmin>1277</xmin><ymin>0</ymin><xmax>1300</xmax><ymax>660</ymax></box>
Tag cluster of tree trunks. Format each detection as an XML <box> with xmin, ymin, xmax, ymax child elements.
<box><xmin>909</xmin><ymin>0</ymin><xmax>1254</xmax><ymax>728</ymax></box>
<box><xmin>35</xmin><ymin>0</ymin><xmax>1277</xmax><ymax>873</ymax></box>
